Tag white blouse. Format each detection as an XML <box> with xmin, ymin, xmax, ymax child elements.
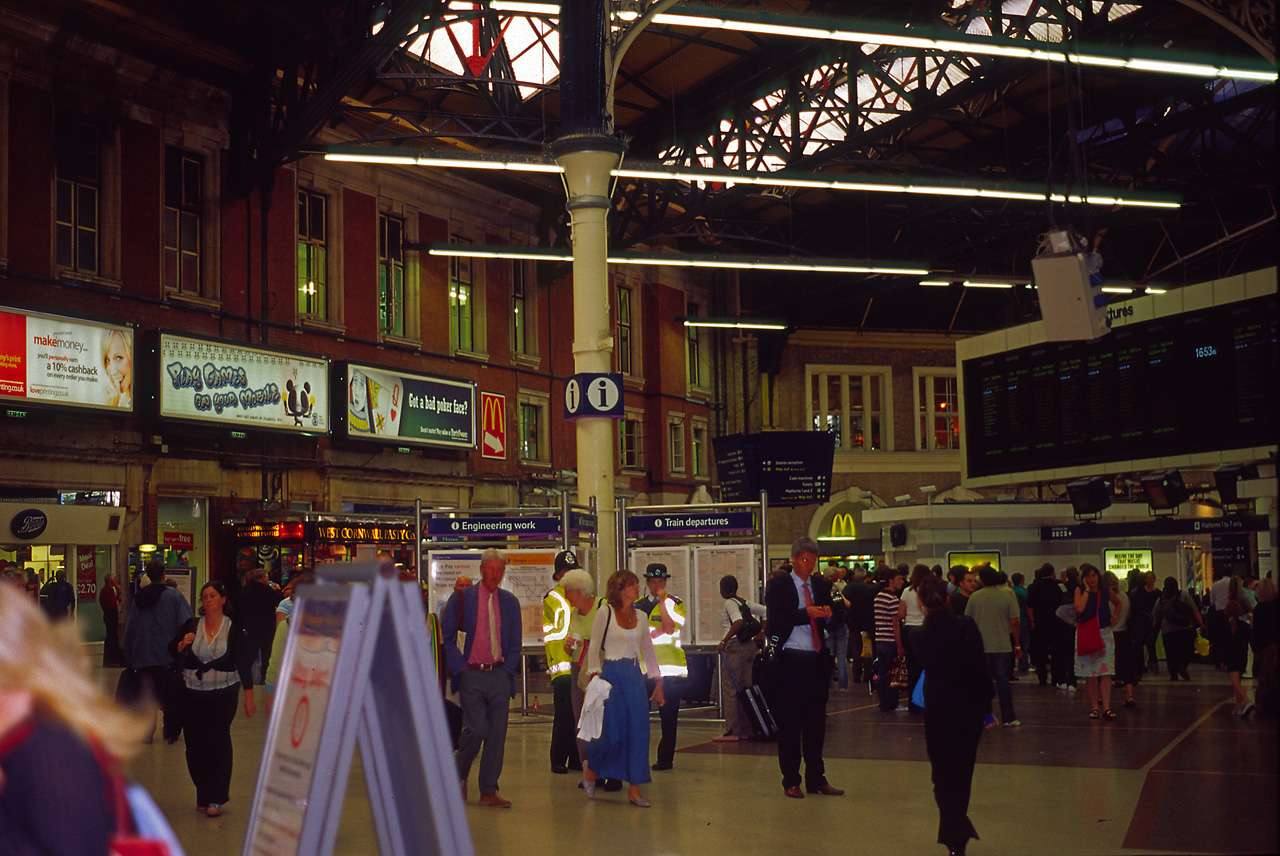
<box><xmin>586</xmin><ymin>603</ymin><xmax>660</xmax><ymax>679</ymax></box>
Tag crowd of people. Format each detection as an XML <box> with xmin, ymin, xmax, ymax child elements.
<box><xmin>3</xmin><ymin>544</ymin><xmax>1275</xmax><ymax>856</ymax></box>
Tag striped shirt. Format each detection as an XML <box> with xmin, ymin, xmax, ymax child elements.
<box><xmin>873</xmin><ymin>590</ymin><xmax>900</xmax><ymax>643</ymax></box>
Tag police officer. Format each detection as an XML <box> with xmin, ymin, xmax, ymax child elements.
<box><xmin>636</xmin><ymin>563</ymin><xmax>687</xmax><ymax>771</ymax></box>
<box><xmin>543</xmin><ymin>550</ymin><xmax>583</xmax><ymax>774</ymax></box>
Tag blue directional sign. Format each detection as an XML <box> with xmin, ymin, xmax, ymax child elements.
<box><xmin>426</xmin><ymin>516</ymin><xmax>561</xmax><ymax>537</ymax></box>
<box><xmin>628</xmin><ymin>511</ymin><xmax>756</xmax><ymax>535</ymax></box>
<box><xmin>564</xmin><ymin>373</ymin><xmax>624</xmax><ymax>421</ymax></box>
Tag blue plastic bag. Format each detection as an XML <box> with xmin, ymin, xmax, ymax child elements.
<box><xmin>911</xmin><ymin>669</ymin><xmax>926</xmax><ymax>710</ymax></box>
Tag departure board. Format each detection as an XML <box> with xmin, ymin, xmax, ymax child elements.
<box><xmin>963</xmin><ymin>294</ymin><xmax>1277</xmax><ymax>478</ymax></box>
<box><xmin>714</xmin><ymin>431</ymin><xmax>836</xmax><ymax>506</ymax></box>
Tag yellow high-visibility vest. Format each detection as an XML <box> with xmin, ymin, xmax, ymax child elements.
<box><xmin>542</xmin><ymin>584</ymin><xmax>572</xmax><ymax>677</ymax></box>
<box><xmin>641</xmin><ymin>594</ymin><xmax>688</xmax><ymax>678</ymax></box>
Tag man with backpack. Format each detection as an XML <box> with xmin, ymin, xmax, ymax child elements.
<box><xmin>715</xmin><ymin>574</ymin><xmax>766</xmax><ymax>741</ymax></box>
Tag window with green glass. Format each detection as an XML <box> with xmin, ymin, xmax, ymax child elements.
<box><xmin>616</xmin><ymin>285</ymin><xmax>633</xmax><ymax>375</ymax></box>
<box><xmin>297</xmin><ymin>190</ymin><xmax>327</xmax><ymax>317</ymax></box>
<box><xmin>378</xmin><ymin>214</ymin><xmax>405</xmax><ymax>336</ymax></box>
<box><xmin>449</xmin><ymin>236</ymin><xmax>474</xmax><ymax>352</ymax></box>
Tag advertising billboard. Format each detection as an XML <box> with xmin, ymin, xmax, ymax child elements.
<box><xmin>158</xmin><ymin>333</ymin><xmax>329</xmax><ymax>433</ymax></box>
<box><xmin>342</xmin><ymin>363</ymin><xmax>475</xmax><ymax>450</ymax></box>
<box><xmin>0</xmin><ymin>307</ymin><xmax>135</xmax><ymax>413</ymax></box>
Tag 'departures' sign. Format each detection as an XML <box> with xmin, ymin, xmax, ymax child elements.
<box><xmin>0</xmin><ymin>307</ymin><xmax>135</xmax><ymax>412</ymax></box>
<box><xmin>344</xmin><ymin>363</ymin><xmax>475</xmax><ymax>450</ymax></box>
<box><xmin>159</xmin><ymin>334</ymin><xmax>328</xmax><ymax>433</ymax></box>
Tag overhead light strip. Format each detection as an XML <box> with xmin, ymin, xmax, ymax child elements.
<box><xmin>681</xmin><ymin>316</ymin><xmax>788</xmax><ymax>330</ymax></box>
<box><xmin>326</xmin><ymin>151</ymin><xmax>1180</xmax><ymax>209</ymax></box>
<box><xmin>487</xmin><ymin>1</ymin><xmax>1276</xmax><ymax>82</ymax></box>
<box><xmin>426</xmin><ymin>244</ymin><xmax>928</xmax><ymax>275</ymax></box>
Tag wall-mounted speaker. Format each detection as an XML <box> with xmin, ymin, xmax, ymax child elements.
<box><xmin>1033</xmin><ymin>252</ymin><xmax>1111</xmax><ymax>342</ymax></box>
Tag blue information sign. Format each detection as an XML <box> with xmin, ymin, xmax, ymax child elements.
<box><xmin>426</xmin><ymin>517</ymin><xmax>561</xmax><ymax>537</ymax></box>
<box><xmin>628</xmin><ymin>511</ymin><xmax>756</xmax><ymax>535</ymax></box>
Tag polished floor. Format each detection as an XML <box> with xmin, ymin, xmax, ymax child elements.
<box><xmin>99</xmin><ymin>659</ymin><xmax>1276</xmax><ymax>856</ymax></box>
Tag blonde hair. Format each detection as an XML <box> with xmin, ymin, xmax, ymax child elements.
<box><xmin>0</xmin><ymin>585</ymin><xmax>149</xmax><ymax>760</ymax></box>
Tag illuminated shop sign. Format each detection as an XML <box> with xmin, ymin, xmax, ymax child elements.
<box><xmin>315</xmin><ymin>524</ymin><xmax>416</xmax><ymax>543</ymax></box>
<box><xmin>1104</xmin><ymin>548</ymin><xmax>1153</xmax><ymax>577</ymax></box>
<box><xmin>159</xmin><ymin>333</ymin><xmax>328</xmax><ymax>433</ymax></box>
<box><xmin>342</xmin><ymin>362</ymin><xmax>475</xmax><ymax>450</ymax></box>
<box><xmin>0</xmin><ymin>307</ymin><xmax>135</xmax><ymax>413</ymax></box>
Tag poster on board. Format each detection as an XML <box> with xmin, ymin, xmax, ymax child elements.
<box><xmin>691</xmin><ymin>545</ymin><xmax>758</xmax><ymax>645</ymax></box>
<box><xmin>159</xmin><ymin>333</ymin><xmax>328</xmax><ymax>433</ymax></box>
<box><xmin>628</xmin><ymin>547</ymin><xmax>692</xmax><ymax>644</ymax></box>
<box><xmin>247</xmin><ymin>592</ymin><xmax>351</xmax><ymax>854</ymax></box>
<box><xmin>425</xmin><ymin>549</ymin><xmax>557</xmax><ymax>647</ymax></box>
<box><xmin>0</xmin><ymin>307</ymin><xmax>134</xmax><ymax>412</ymax></box>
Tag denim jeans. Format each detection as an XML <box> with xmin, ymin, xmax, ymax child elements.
<box><xmin>985</xmin><ymin>651</ymin><xmax>1016</xmax><ymax>723</ymax></box>
<box><xmin>826</xmin><ymin>623</ymin><xmax>850</xmax><ymax>690</ymax></box>
<box><xmin>874</xmin><ymin>641</ymin><xmax>900</xmax><ymax>711</ymax></box>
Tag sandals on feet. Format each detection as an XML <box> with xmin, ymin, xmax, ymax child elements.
<box><xmin>1102</xmin><ymin>709</ymin><xmax>1117</xmax><ymax>720</ymax></box>
<box><xmin>1123</xmin><ymin>697</ymin><xmax>1136</xmax><ymax>708</ymax></box>
<box><xmin>1089</xmin><ymin>708</ymin><xmax>1100</xmax><ymax>719</ymax></box>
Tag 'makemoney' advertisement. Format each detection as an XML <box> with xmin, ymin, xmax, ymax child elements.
<box><xmin>0</xmin><ymin>307</ymin><xmax>134</xmax><ymax>412</ymax></box>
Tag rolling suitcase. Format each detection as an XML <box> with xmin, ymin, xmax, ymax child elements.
<box><xmin>720</xmin><ymin>651</ymin><xmax>778</xmax><ymax>740</ymax></box>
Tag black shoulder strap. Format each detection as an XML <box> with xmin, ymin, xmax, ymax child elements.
<box><xmin>600</xmin><ymin>604</ymin><xmax>613</xmax><ymax>654</ymax></box>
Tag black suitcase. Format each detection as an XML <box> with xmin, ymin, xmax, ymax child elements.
<box><xmin>721</xmin><ymin>651</ymin><xmax>778</xmax><ymax>740</ymax></box>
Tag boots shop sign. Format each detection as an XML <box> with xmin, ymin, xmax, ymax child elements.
<box><xmin>158</xmin><ymin>333</ymin><xmax>329</xmax><ymax>435</ymax></box>
<box><xmin>9</xmin><ymin>508</ymin><xmax>48</xmax><ymax>540</ymax></box>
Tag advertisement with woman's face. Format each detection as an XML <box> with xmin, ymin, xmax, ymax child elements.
<box><xmin>0</xmin><ymin>307</ymin><xmax>134</xmax><ymax>412</ymax></box>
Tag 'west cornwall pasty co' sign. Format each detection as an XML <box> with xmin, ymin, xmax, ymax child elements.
<box><xmin>158</xmin><ymin>333</ymin><xmax>328</xmax><ymax>434</ymax></box>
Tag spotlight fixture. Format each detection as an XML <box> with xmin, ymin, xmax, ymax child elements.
<box><xmin>1140</xmin><ymin>470</ymin><xmax>1188</xmax><ymax>515</ymax></box>
<box><xmin>1066</xmin><ymin>476</ymin><xmax>1111</xmax><ymax>519</ymax></box>
<box><xmin>1214</xmin><ymin>464</ymin><xmax>1260</xmax><ymax>507</ymax></box>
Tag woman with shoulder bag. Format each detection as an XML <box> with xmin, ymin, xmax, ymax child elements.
<box><xmin>1151</xmin><ymin>577</ymin><xmax>1206</xmax><ymax>681</ymax></box>
<box><xmin>1073</xmin><ymin>564</ymin><xmax>1123</xmax><ymax>720</ymax></box>
<box><xmin>170</xmin><ymin>581</ymin><xmax>256</xmax><ymax>817</ymax></box>
<box><xmin>0</xmin><ymin>583</ymin><xmax>184</xmax><ymax>855</ymax></box>
<box><xmin>581</xmin><ymin>569</ymin><xmax>664</xmax><ymax>808</ymax></box>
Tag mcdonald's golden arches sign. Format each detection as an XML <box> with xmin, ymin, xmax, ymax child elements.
<box><xmin>481</xmin><ymin>392</ymin><xmax>506</xmax><ymax>460</ymax></box>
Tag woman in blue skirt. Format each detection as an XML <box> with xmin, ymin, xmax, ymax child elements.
<box><xmin>583</xmin><ymin>569</ymin><xmax>665</xmax><ymax>807</ymax></box>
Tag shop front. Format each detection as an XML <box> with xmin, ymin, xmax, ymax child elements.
<box><xmin>0</xmin><ymin>501</ymin><xmax>125</xmax><ymax>643</ymax></box>
<box><xmin>221</xmin><ymin>513</ymin><xmax>418</xmax><ymax>586</ymax></box>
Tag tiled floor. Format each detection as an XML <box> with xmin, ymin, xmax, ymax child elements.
<box><xmin>101</xmin><ymin>662</ymin><xmax>1275</xmax><ymax>856</ymax></box>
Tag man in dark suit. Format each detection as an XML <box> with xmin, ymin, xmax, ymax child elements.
<box><xmin>765</xmin><ymin>536</ymin><xmax>844</xmax><ymax>799</ymax></box>
<box><xmin>441</xmin><ymin>548</ymin><xmax>523</xmax><ymax>808</ymax></box>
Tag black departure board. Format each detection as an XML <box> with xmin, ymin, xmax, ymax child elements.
<box><xmin>714</xmin><ymin>431</ymin><xmax>836</xmax><ymax>506</ymax></box>
<box><xmin>963</xmin><ymin>293</ymin><xmax>1277</xmax><ymax>479</ymax></box>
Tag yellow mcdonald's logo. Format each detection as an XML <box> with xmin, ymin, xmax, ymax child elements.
<box><xmin>482</xmin><ymin>393</ymin><xmax>504</xmax><ymax>430</ymax></box>
<box><xmin>828</xmin><ymin>513</ymin><xmax>856</xmax><ymax>539</ymax></box>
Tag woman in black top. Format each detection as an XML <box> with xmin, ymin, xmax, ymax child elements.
<box><xmin>170</xmin><ymin>581</ymin><xmax>256</xmax><ymax>817</ymax></box>
<box><xmin>914</xmin><ymin>576</ymin><xmax>993</xmax><ymax>856</ymax></box>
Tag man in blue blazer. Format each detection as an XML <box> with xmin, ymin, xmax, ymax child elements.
<box><xmin>765</xmin><ymin>536</ymin><xmax>843</xmax><ymax>799</ymax></box>
<box><xmin>441</xmin><ymin>548</ymin><xmax>523</xmax><ymax>808</ymax></box>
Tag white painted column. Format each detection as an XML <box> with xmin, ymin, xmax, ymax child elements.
<box><xmin>553</xmin><ymin>138</ymin><xmax>626</xmax><ymax>578</ymax></box>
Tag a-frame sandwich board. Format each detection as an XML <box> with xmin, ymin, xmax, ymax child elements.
<box><xmin>242</xmin><ymin>559</ymin><xmax>474</xmax><ymax>856</ymax></box>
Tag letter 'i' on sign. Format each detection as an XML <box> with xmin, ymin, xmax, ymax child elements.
<box><xmin>564</xmin><ymin>373</ymin><xmax>625</xmax><ymax>420</ymax></box>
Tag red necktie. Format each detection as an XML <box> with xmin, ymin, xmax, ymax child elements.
<box><xmin>802</xmin><ymin>582</ymin><xmax>821</xmax><ymax>652</ymax></box>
